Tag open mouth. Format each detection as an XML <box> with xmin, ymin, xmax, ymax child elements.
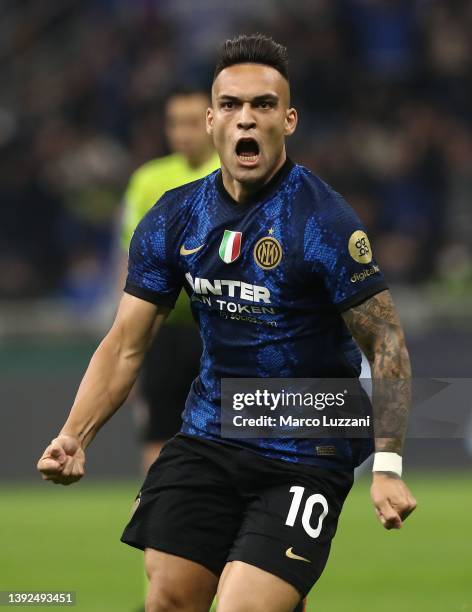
<box><xmin>235</xmin><ymin>138</ymin><xmax>260</xmax><ymax>164</ymax></box>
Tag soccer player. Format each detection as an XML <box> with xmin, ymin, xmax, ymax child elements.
<box><xmin>38</xmin><ymin>35</ymin><xmax>417</xmax><ymax>612</ymax></box>
<box><xmin>121</xmin><ymin>88</ymin><xmax>219</xmax><ymax>472</ymax></box>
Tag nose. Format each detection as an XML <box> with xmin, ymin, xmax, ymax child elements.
<box><xmin>237</xmin><ymin>102</ymin><xmax>256</xmax><ymax>130</ymax></box>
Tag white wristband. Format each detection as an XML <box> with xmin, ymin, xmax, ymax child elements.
<box><xmin>372</xmin><ymin>452</ymin><xmax>402</xmax><ymax>477</ymax></box>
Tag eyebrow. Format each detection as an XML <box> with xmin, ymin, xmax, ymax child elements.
<box><xmin>217</xmin><ymin>94</ymin><xmax>279</xmax><ymax>103</ymax></box>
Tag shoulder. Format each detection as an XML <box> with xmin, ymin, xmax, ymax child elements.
<box><xmin>139</xmin><ymin>171</ymin><xmax>217</xmax><ymax>229</ymax></box>
<box><xmin>296</xmin><ymin>166</ymin><xmax>367</xmax><ymax>255</ymax></box>
<box><xmin>159</xmin><ymin>170</ymin><xmax>217</xmax><ymax>211</ymax></box>
<box><xmin>295</xmin><ymin>164</ymin><xmax>347</xmax><ymax>213</ymax></box>
<box><xmin>294</xmin><ymin>165</ymin><xmax>361</xmax><ymax>237</ymax></box>
<box><xmin>162</xmin><ymin>169</ymin><xmax>216</xmax><ymax>200</ymax></box>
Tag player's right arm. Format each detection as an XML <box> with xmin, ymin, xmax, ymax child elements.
<box><xmin>37</xmin><ymin>295</ymin><xmax>170</xmax><ymax>485</ymax></box>
<box><xmin>38</xmin><ymin>192</ymin><xmax>182</xmax><ymax>486</ymax></box>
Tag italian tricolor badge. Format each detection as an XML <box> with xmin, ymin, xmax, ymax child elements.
<box><xmin>219</xmin><ymin>230</ymin><xmax>242</xmax><ymax>264</ymax></box>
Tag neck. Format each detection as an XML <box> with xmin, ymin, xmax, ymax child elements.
<box><xmin>221</xmin><ymin>150</ymin><xmax>287</xmax><ymax>203</ymax></box>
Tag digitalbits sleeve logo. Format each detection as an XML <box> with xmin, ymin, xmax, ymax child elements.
<box><xmin>348</xmin><ymin>230</ymin><xmax>372</xmax><ymax>264</ymax></box>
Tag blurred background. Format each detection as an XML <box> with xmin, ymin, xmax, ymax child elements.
<box><xmin>0</xmin><ymin>1</ymin><xmax>470</xmax><ymax>610</ymax></box>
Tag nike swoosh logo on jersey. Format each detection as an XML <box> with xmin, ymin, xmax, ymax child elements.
<box><xmin>180</xmin><ymin>243</ymin><xmax>205</xmax><ymax>256</ymax></box>
<box><xmin>285</xmin><ymin>548</ymin><xmax>311</xmax><ymax>563</ymax></box>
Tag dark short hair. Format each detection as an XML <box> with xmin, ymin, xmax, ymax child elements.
<box><xmin>213</xmin><ymin>34</ymin><xmax>289</xmax><ymax>82</ymax></box>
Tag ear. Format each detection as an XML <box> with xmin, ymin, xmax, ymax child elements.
<box><xmin>284</xmin><ymin>107</ymin><xmax>298</xmax><ymax>137</ymax></box>
<box><xmin>206</xmin><ymin>107</ymin><xmax>214</xmax><ymax>135</ymax></box>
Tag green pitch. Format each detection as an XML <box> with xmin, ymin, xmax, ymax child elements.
<box><xmin>0</xmin><ymin>473</ymin><xmax>470</xmax><ymax>611</ymax></box>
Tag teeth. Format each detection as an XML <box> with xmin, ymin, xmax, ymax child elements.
<box><xmin>238</xmin><ymin>154</ymin><xmax>259</xmax><ymax>162</ymax></box>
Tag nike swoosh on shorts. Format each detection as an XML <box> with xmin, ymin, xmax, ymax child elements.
<box><xmin>285</xmin><ymin>547</ymin><xmax>311</xmax><ymax>563</ymax></box>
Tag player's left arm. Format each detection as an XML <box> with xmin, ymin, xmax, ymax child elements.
<box><xmin>342</xmin><ymin>289</ymin><xmax>417</xmax><ymax>530</ymax></box>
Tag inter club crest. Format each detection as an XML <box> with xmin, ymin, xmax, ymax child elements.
<box><xmin>253</xmin><ymin>235</ymin><xmax>283</xmax><ymax>270</ymax></box>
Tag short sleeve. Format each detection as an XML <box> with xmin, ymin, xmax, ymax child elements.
<box><xmin>304</xmin><ymin>193</ymin><xmax>388</xmax><ymax>312</ymax></box>
<box><xmin>124</xmin><ymin>200</ymin><xmax>182</xmax><ymax>308</ymax></box>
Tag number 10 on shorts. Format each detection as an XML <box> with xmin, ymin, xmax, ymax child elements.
<box><xmin>285</xmin><ymin>486</ymin><xmax>329</xmax><ymax>538</ymax></box>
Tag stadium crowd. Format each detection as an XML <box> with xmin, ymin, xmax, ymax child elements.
<box><xmin>1</xmin><ymin>0</ymin><xmax>471</xmax><ymax>302</ymax></box>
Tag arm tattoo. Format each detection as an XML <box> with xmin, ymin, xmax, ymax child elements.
<box><xmin>342</xmin><ymin>290</ymin><xmax>411</xmax><ymax>454</ymax></box>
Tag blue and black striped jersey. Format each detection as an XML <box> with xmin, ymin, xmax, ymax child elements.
<box><xmin>126</xmin><ymin>159</ymin><xmax>387</xmax><ymax>468</ymax></box>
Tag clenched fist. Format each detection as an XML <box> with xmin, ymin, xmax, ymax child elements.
<box><xmin>371</xmin><ymin>473</ymin><xmax>417</xmax><ymax>530</ymax></box>
<box><xmin>37</xmin><ymin>435</ymin><xmax>85</xmax><ymax>485</ymax></box>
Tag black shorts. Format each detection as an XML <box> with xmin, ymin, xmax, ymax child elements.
<box><xmin>137</xmin><ymin>325</ymin><xmax>201</xmax><ymax>441</ymax></box>
<box><xmin>121</xmin><ymin>434</ymin><xmax>353</xmax><ymax>598</ymax></box>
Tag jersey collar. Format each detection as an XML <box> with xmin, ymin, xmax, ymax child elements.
<box><xmin>216</xmin><ymin>158</ymin><xmax>295</xmax><ymax>210</ymax></box>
